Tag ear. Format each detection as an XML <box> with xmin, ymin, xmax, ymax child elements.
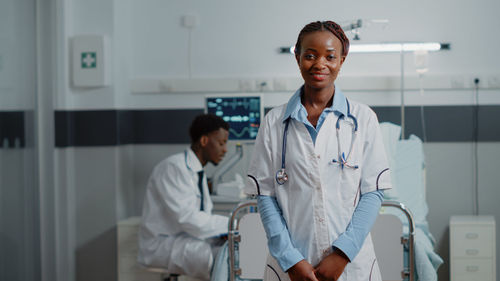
<box><xmin>199</xmin><ymin>135</ymin><xmax>209</xmax><ymax>147</ymax></box>
<box><xmin>295</xmin><ymin>53</ymin><xmax>300</xmax><ymax>65</ymax></box>
<box><xmin>340</xmin><ymin>56</ymin><xmax>346</xmax><ymax>65</ymax></box>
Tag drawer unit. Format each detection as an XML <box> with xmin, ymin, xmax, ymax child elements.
<box><xmin>450</xmin><ymin>216</ymin><xmax>496</xmax><ymax>281</ymax></box>
<box><xmin>452</xmin><ymin>258</ymin><xmax>494</xmax><ymax>281</ymax></box>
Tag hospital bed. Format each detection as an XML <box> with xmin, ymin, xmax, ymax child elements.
<box><xmin>222</xmin><ymin>200</ymin><xmax>415</xmax><ymax>281</ymax></box>
<box><xmin>211</xmin><ymin>122</ymin><xmax>442</xmax><ymax>281</ymax></box>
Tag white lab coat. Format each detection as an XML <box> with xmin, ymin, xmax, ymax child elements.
<box><xmin>246</xmin><ymin>96</ymin><xmax>392</xmax><ymax>281</ymax></box>
<box><xmin>137</xmin><ymin>148</ymin><xmax>228</xmax><ymax>280</ymax></box>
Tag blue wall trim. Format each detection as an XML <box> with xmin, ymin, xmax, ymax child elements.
<box><xmin>53</xmin><ymin>105</ymin><xmax>500</xmax><ymax>147</ymax></box>
<box><xmin>0</xmin><ymin>111</ymin><xmax>25</xmax><ymax>148</ymax></box>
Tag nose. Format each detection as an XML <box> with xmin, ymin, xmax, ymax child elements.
<box><xmin>313</xmin><ymin>57</ymin><xmax>327</xmax><ymax>70</ymax></box>
<box><xmin>222</xmin><ymin>145</ymin><xmax>228</xmax><ymax>154</ymax></box>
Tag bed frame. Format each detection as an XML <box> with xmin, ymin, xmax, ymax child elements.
<box><xmin>227</xmin><ymin>200</ymin><xmax>415</xmax><ymax>281</ymax></box>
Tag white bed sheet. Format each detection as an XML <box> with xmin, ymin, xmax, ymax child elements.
<box><xmin>379</xmin><ymin>122</ymin><xmax>443</xmax><ymax>281</ymax></box>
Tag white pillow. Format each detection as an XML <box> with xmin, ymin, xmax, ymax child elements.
<box><xmin>378</xmin><ymin>122</ymin><xmax>401</xmax><ymax>200</ymax></box>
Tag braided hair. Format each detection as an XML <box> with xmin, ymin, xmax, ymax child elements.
<box><xmin>294</xmin><ymin>21</ymin><xmax>350</xmax><ymax>59</ymax></box>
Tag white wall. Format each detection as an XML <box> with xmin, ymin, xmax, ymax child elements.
<box><xmin>51</xmin><ymin>1</ymin><xmax>500</xmax><ymax>281</ymax></box>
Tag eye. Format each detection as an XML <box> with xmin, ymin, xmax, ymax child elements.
<box><xmin>327</xmin><ymin>54</ymin><xmax>336</xmax><ymax>60</ymax></box>
<box><xmin>304</xmin><ymin>54</ymin><xmax>315</xmax><ymax>60</ymax></box>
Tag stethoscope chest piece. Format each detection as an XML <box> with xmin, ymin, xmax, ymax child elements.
<box><xmin>275</xmin><ymin>168</ymin><xmax>288</xmax><ymax>185</ymax></box>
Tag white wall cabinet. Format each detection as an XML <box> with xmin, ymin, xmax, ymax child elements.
<box><xmin>450</xmin><ymin>216</ymin><xmax>496</xmax><ymax>281</ymax></box>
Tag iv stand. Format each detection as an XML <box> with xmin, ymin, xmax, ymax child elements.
<box><xmin>400</xmin><ymin>48</ymin><xmax>406</xmax><ymax>140</ymax></box>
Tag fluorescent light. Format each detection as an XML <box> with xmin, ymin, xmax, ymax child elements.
<box><xmin>279</xmin><ymin>43</ymin><xmax>449</xmax><ymax>54</ymax></box>
<box><xmin>349</xmin><ymin>42</ymin><xmax>446</xmax><ymax>53</ymax></box>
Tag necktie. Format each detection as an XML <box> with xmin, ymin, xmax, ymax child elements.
<box><xmin>197</xmin><ymin>170</ymin><xmax>204</xmax><ymax>211</ymax></box>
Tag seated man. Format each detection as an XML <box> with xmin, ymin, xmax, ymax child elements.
<box><xmin>137</xmin><ymin>114</ymin><xmax>230</xmax><ymax>280</ymax></box>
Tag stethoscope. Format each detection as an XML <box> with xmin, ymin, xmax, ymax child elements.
<box><xmin>276</xmin><ymin>99</ymin><xmax>359</xmax><ymax>185</ymax></box>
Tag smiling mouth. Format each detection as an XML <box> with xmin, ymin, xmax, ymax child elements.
<box><xmin>311</xmin><ymin>73</ymin><xmax>328</xmax><ymax>81</ymax></box>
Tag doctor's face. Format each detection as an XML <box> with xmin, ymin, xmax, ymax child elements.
<box><xmin>295</xmin><ymin>30</ymin><xmax>345</xmax><ymax>91</ymax></box>
<box><xmin>203</xmin><ymin>128</ymin><xmax>229</xmax><ymax>165</ymax></box>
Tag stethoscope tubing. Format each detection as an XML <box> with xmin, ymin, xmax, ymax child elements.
<box><xmin>276</xmin><ymin>98</ymin><xmax>358</xmax><ymax>185</ymax></box>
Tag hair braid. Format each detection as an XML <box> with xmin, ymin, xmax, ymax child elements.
<box><xmin>294</xmin><ymin>20</ymin><xmax>350</xmax><ymax>58</ymax></box>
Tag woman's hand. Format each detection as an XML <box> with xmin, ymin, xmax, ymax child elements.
<box><xmin>287</xmin><ymin>260</ymin><xmax>319</xmax><ymax>281</ymax></box>
<box><xmin>313</xmin><ymin>251</ymin><xmax>349</xmax><ymax>281</ymax></box>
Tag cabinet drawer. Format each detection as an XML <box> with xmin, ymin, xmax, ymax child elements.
<box><xmin>451</xmin><ymin>226</ymin><xmax>494</xmax><ymax>258</ymax></box>
<box><xmin>451</xmin><ymin>258</ymin><xmax>494</xmax><ymax>281</ymax></box>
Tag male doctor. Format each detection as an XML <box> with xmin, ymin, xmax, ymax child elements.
<box><xmin>137</xmin><ymin>114</ymin><xmax>230</xmax><ymax>280</ymax></box>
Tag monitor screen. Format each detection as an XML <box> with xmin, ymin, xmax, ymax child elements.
<box><xmin>205</xmin><ymin>95</ymin><xmax>262</xmax><ymax>140</ymax></box>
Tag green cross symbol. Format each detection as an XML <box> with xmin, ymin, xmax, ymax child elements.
<box><xmin>81</xmin><ymin>52</ymin><xmax>97</xmax><ymax>68</ymax></box>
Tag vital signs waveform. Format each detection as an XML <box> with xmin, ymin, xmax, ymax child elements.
<box><xmin>207</xmin><ymin>97</ymin><xmax>260</xmax><ymax>111</ymax></box>
<box><xmin>229</xmin><ymin>126</ymin><xmax>258</xmax><ymax>138</ymax></box>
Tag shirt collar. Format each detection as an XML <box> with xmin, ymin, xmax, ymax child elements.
<box><xmin>282</xmin><ymin>85</ymin><xmax>348</xmax><ymax>122</ymax></box>
<box><xmin>185</xmin><ymin>147</ymin><xmax>203</xmax><ymax>173</ymax></box>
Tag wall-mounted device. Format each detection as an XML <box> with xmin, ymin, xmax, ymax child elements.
<box><xmin>205</xmin><ymin>94</ymin><xmax>263</xmax><ymax>141</ymax></box>
<box><xmin>71</xmin><ymin>34</ymin><xmax>110</xmax><ymax>88</ymax></box>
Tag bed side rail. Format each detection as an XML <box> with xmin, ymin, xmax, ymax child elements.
<box><xmin>228</xmin><ymin>200</ymin><xmax>415</xmax><ymax>281</ymax></box>
<box><xmin>382</xmin><ymin>200</ymin><xmax>415</xmax><ymax>281</ymax></box>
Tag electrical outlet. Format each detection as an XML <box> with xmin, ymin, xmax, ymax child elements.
<box><xmin>159</xmin><ymin>81</ymin><xmax>173</xmax><ymax>92</ymax></box>
<box><xmin>273</xmin><ymin>78</ymin><xmax>287</xmax><ymax>91</ymax></box>
<box><xmin>450</xmin><ymin>76</ymin><xmax>465</xmax><ymax>89</ymax></box>
<box><xmin>487</xmin><ymin>76</ymin><xmax>500</xmax><ymax>89</ymax></box>
<box><xmin>470</xmin><ymin>77</ymin><xmax>483</xmax><ymax>88</ymax></box>
<box><xmin>239</xmin><ymin>79</ymin><xmax>255</xmax><ymax>92</ymax></box>
<box><xmin>255</xmin><ymin>79</ymin><xmax>273</xmax><ymax>92</ymax></box>
<box><xmin>181</xmin><ymin>14</ymin><xmax>198</xmax><ymax>28</ymax></box>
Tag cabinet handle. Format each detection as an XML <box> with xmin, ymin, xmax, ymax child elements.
<box><xmin>466</xmin><ymin>265</ymin><xmax>479</xmax><ymax>272</ymax></box>
<box><xmin>465</xmin><ymin>233</ymin><xmax>479</xmax><ymax>239</ymax></box>
<box><xmin>466</xmin><ymin>249</ymin><xmax>479</xmax><ymax>256</ymax></box>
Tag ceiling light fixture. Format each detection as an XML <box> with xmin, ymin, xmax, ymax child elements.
<box><xmin>279</xmin><ymin>42</ymin><xmax>450</xmax><ymax>54</ymax></box>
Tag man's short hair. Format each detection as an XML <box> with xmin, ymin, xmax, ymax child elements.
<box><xmin>189</xmin><ymin>114</ymin><xmax>230</xmax><ymax>144</ymax></box>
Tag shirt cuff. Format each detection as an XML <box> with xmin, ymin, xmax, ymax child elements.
<box><xmin>332</xmin><ymin>236</ymin><xmax>357</xmax><ymax>262</ymax></box>
<box><xmin>273</xmin><ymin>246</ymin><xmax>304</xmax><ymax>272</ymax></box>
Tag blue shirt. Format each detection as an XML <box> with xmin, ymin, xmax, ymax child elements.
<box><xmin>283</xmin><ymin>85</ymin><xmax>348</xmax><ymax>144</ymax></box>
<box><xmin>259</xmin><ymin>86</ymin><xmax>384</xmax><ymax>271</ymax></box>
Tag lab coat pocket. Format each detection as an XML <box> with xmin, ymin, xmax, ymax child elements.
<box><xmin>339</xmin><ymin>167</ymin><xmax>362</xmax><ymax>210</ymax></box>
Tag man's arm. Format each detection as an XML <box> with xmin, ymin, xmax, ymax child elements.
<box><xmin>154</xmin><ymin>162</ymin><xmax>228</xmax><ymax>239</ymax></box>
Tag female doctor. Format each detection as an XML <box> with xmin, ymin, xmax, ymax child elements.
<box><xmin>245</xmin><ymin>21</ymin><xmax>392</xmax><ymax>281</ymax></box>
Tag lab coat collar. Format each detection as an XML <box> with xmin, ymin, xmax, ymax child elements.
<box><xmin>282</xmin><ymin>85</ymin><xmax>348</xmax><ymax>122</ymax></box>
<box><xmin>185</xmin><ymin>148</ymin><xmax>203</xmax><ymax>173</ymax></box>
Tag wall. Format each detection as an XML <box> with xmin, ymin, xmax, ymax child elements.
<box><xmin>0</xmin><ymin>0</ymin><xmax>39</xmax><ymax>281</ymax></box>
<box><xmin>51</xmin><ymin>0</ymin><xmax>500</xmax><ymax>281</ymax></box>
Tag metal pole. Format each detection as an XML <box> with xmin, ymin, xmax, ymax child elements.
<box><xmin>228</xmin><ymin>201</ymin><xmax>257</xmax><ymax>281</ymax></box>
<box><xmin>400</xmin><ymin>47</ymin><xmax>406</xmax><ymax>140</ymax></box>
<box><xmin>382</xmin><ymin>201</ymin><xmax>415</xmax><ymax>281</ymax></box>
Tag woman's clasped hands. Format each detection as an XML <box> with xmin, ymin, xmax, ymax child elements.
<box><xmin>288</xmin><ymin>251</ymin><xmax>349</xmax><ymax>281</ymax></box>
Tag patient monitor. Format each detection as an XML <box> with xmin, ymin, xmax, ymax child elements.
<box><xmin>205</xmin><ymin>94</ymin><xmax>263</xmax><ymax>196</ymax></box>
<box><xmin>205</xmin><ymin>94</ymin><xmax>262</xmax><ymax>141</ymax></box>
